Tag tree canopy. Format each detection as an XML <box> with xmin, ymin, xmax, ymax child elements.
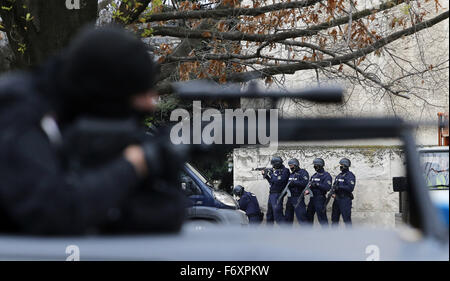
<box><xmin>0</xmin><ymin>0</ymin><xmax>448</xmax><ymax>101</ymax></box>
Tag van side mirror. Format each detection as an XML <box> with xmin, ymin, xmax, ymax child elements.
<box><xmin>181</xmin><ymin>176</ymin><xmax>193</xmax><ymax>190</ymax></box>
<box><xmin>183</xmin><ymin>181</ymin><xmax>193</xmax><ymax>190</ymax></box>
<box><xmin>393</xmin><ymin>176</ymin><xmax>408</xmax><ymax>192</ymax></box>
<box><xmin>181</xmin><ymin>175</ymin><xmax>198</xmax><ymax>196</ymax></box>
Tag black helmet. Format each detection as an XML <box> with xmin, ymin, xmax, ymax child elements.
<box><xmin>312</xmin><ymin>158</ymin><xmax>325</xmax><ymax>167</ymax></box>
<box><xmin>271</xmin><ymin>156</ymin><xmax>283</xmax><ymax>168</ymax></box>
<box><xmin>339</xmin><ymin>158</ymin><xmax>351</xmax><ymax>168</ymax></box>
<box><xmin>288</xmin><ymin>158</ymin><xmax>300</xmax><ymax>167</ymax></box>
<box><xmin>55</xmin><ymin>25</ymin><xmax>159</xmax><ymax>120</ymax></box>
<box><xmin>233</xmin><ymin>185</ymin><xmax>244</xmax><ymax>197</ymax></box>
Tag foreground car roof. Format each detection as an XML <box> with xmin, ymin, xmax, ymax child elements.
<box><xmin>0</xmin><ymin>224</ymin><xmax>448</xmax><ymax>261</ymax></box>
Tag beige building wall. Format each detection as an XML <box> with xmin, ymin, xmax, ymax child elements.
<box><xmin>234</xmin><ymin>1</ymin><xmax>448</xmax><ymax>227</ymax></box>
<box><xmin>234</xmin><ymin>144</ymin><xmax>406</xmax><ymax>227</ymax></box>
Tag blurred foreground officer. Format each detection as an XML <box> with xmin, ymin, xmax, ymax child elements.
<box><xmin>262</xmin><ymin>156</ymin><xmax>289</xmax><ymax>225</ymax></box>
<box><xmin>331</xmin><ymin>158</ymin><xmax>356</xmax><ymax>227</ymax></box>
<box><xmin>0</xmin><ymin>26</ymin><xmax>186</xmax><ymax>235</ymax></box>
<box><xmin>306</xmin><ymin>158</ymin><xmax>332</xmax><ymax>226</ymax></box>
<box><xmin>233</xmin><ymin>185</ymin><xmax>263</xmax><ymax>225</ymax></box>
<box><xmin>284</xmin><ymin>159</ymin><xmax>309</xmax><ymax>225</ymax></box>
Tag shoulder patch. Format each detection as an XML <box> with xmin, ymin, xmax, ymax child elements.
<box><xmin>303</xmin><ymin>176</ymin><xmax>308</xmax><ymax>180</ymax></box>
<box><xmin>327</xmin><ymin>180</ymin><xmax>332</xmax><ymax>185</ymax></box>
<box><xmin>350</xmin><ymin>180</ymin><xmax>355</xmax><ymax>185</ymax></box>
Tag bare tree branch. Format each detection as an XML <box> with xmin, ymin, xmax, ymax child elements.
<box><xmin>144</xmin><ymin>0</ymin><xmax>411</xmax><ymax>23</ymax></box>
<box><xmin>162</xmin><ymin>52</ymin><xmax>259</xmax><ymax>63</ymax></box>
<box><xmin>280</xmin><ymin>40</ymin><xmax>410</xmax><ymax>98</ymax></box>
<box><xmin>144</xmin><ymin>0</ymin><xmax>322</xmax><ymax>22</ymax></box>
<box><xmin>147</xmin><ymin>0</ymin><xmax>414</xmax><ymax>43</ymax></box>
<box><xmin>155</xmin><ymin>10</ymin><xmax>449</xmax><ymax>94</ymax></box>
<box><xmin>151</xmin><ymin>25</ymin><xmax>317</xmax><ymax>42</ymax></box>
<box><xmin>236</xmin><ymin>11</ymin><xmax>448</xmax><ymax>78</ymax></box>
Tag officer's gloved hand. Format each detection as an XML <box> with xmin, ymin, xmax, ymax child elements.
<box><xmin>159</xmin><ymin>141</ymin><xmax>190</xmax><ymax>178</ymax></box>
<box><xmin>123</xmin><ymin>145</ymin><xmax>149</xmax><ymax>177</ymax></box>
<box><xmin>140</xmin><ymin>141</ymin><xmax>165</xmax><ymax>179</ymax></box>
<box><xmin>141</xmin><ymin>137</ymin><xmax>187</xmax><ymax>181</ymax></box>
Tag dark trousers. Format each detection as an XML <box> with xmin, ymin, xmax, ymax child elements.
<box><xmin>306</xmin><ymin>195</ymin><xmax>328</xmax><ymax>226</ymax></box>
<box><xmin>331</xmin><ymin>197</ymin><xmax>352</xmax><ymax>226</ymax></box>
<box><xmin>248</xmin><ymin>213</ymin><xmax>263</xmax><ymax>225</ymax></box>
<box><xmin>266</xmin><ymin>193</ymin><xmax>284</xmax><ymax>225</ymax></box>
<box><xmin>284</xmin><ymin>196</ymin><xmax>308</xmax><ymax>225</ymax></box>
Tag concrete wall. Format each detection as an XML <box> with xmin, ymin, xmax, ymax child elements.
<box><xmin>234</xmin><ymin>145</ymin><xmax>406</xmax><ymax>227</ymax></box>
<box><xmin>240</xmin><ymin>1</ymin><xmax>449</xmax><ymax>145</ymax></box>
<box><xmin>234</xmin><ymin>2</ymin><xmax>448</xmax><ymax>228</ymax></box>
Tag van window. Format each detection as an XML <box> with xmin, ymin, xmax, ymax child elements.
<box><xmin>180</xmin><ymin>172</ymin><xmax>203</xmax><ymax>196</ymax></box>
<box><xmin>420</xmin><ymin>151</ymin><xmax>449</xmax><ymax>190</ymax></box>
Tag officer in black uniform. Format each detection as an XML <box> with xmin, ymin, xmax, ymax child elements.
<box><xmin>331</xmin><ymin>158</ymin><xmax>356</xmax><ymax>227</ymax></box>
<box><xmin>233</xmin><ymin>185</ymin><xmax>263</xmax><ymax>225</ymax></box>
<box><xmin>284</xmin><ymin>158</ymin><xmax>310</xmax><ymax>225</ymax></box>
<box><xmin>0</xmin><ymin>26</ymin><xmax>186</xmax><ymax>235</ymax></box>
<box><xmin>306</xmin><ymin>158</ymin><xmax>332</xmax><ymax>226</ymax></box>
<box><xmin>262</xmin><ymin>156</ymin><xmax>290</xmax><ymax>225</ymax></box>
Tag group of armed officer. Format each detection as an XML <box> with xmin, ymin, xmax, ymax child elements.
<box><xmin>233</xmin><ymin>156</ymin><xmax>356</xmax><ymax>227</ymax></box>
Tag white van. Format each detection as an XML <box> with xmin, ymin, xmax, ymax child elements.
<box><xmin>419</xmin><ymin>146</ymin><xmax>449</xmax><ymax>226</ymax></box>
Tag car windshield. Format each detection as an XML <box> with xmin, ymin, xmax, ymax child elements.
<box><xmin>185</xmin><ymin>163</ymin><xmax>215</xmax><ymax>189</ymax></box>
<box><xmin>420</xmin><ymin>150</ymin><xmax>449</xmax><ymax>190</ymax></box>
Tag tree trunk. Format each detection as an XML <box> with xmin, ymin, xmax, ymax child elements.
<box><xmin>0</xmin><ymin>0</ymin><xmax>97</xmax><ymax>69</ymax></box>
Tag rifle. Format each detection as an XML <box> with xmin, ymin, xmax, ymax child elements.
<box><xmin>174</xmin><ymin>80</ymin><xmax>343</xmax><ymax>106</ymax></box>
<box><xmin>60</xmin><ymin>82</ymin><xmax>344</xmax><ymax>188</ymax></box>
<box><xmin>252</xmin><ymin>167</ymin><xmax>269</xmax><ymax>171</ymax></box>
<box><xmin>277</xmin><ymin>180</ymin><xmax>292</xmax><ymax>205</ymax></box>
<box><xmin>62</xmin><ymin>117</ymin><xmax>145</xmax><ymax>169</ymax></box>
<box><xmin>294</xmin><ymin>181</ymin><xmax>314</xmax><ymax>208</ymax></box>
<box><xmin>61</xmin><ymin>117</ymin><xmax>210</xmax><ymax>183</ymax></box>
<box><xmin>252</xmin><ymin>167</ymin><xmax>273</xmax><ymax>178</ymax></box>
<box><xmin>323</xmin><ymin>180</ymin><xmax>338</xmax><ymax>212</ymax></box>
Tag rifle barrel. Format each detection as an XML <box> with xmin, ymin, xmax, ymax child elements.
<box><xmin>173</xmin><ymin>80</ymin><xmax>343</xmax><ymax>103</ymax></box>
<box><xmin>252</xmin><ymin>167</ymin><xmax>269</xmax><ymax>171</ymax></box>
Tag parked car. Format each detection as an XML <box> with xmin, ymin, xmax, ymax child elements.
<box><xmin>394</xmin><ymin>146</ymin><xmax>449</xmax><ymax>227</ymax></box>
<box><xmin>181</xmin><ymin>163</ymin><xmax>248</xmax><ymax>225</ymax></box>
<box><xmin>420</xmin><ymin>147</ymin><xmax>449</xmax><ymax>226</ymax></box>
